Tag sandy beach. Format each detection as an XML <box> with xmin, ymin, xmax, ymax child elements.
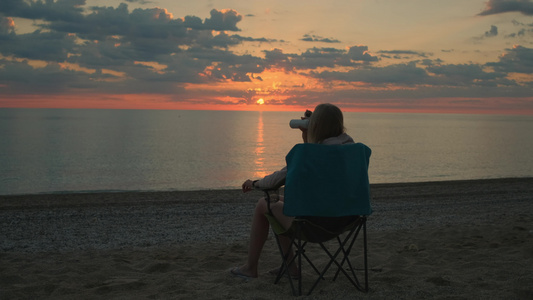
<box><xmin>1</xmin><ymin>178</ymin><xmax>532</xmax><ymax>299</ymax></box>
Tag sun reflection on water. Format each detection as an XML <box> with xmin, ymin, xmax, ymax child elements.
<box><xmin>253</xmin><ymin>111</ymin><xmax>269</xmax><ymax>178</ymax></box>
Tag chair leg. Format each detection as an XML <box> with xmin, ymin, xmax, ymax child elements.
<box><xmin>343</xmin><ymin>217</ymin><xmax>369</xmax><ymax>293</ymax></box>
<box><xmin>327</xmin><ymin>220</ymin><xmax>368</xmax><ymax>292</ymax></box>
<box><xmin>272</xmin><ymin>234</ymin><xmax>286</xmax><ymax>283</ymax></box>
<box><xmin>272</xmin><ymin>233</ymin><xmax>298</xmax><ymax>295</ymax></box>
<box><xmin>306</xmin><ymin>237</ymin><xmax>357</xmax><ymax>295</ymax></box>
<box><xmin>333</xmin><ymin>225</ymin><xmax>359</xmax><ymax>280</ymax></box>
<box><xmin>297</xmin><ymin>230</ymin><xmax>302</xmax><ymax>296</ymax></box>
<box><xmin>335</xmin><ymin>235</ymin><xmax>362</xmax><ymax>289</ymax></box>
<box><xmin>363</xmin><ymin>217</ymin><xmax>369</xmax><ymax>292</ymax></box>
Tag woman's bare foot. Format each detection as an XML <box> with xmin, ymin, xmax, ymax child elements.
<box><xmin>230</xmin><ymin>265</ymin><xmax>257</xmax><ymax>279</ymax></box>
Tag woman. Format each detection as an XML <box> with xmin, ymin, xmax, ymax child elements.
<box><xmin>230</xmin><ymin>103</ymin><xmax>355</xmax><ymax>279</ymax></box>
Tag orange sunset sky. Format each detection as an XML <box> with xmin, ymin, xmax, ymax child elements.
<box><xmin>1</xmin><ymin>0</ymin><xmax>533</xmax><ymax>114</ymax></box>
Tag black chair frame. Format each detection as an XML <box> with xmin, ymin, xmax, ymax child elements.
<box><xmin>264</xmin><ymin>191</ymin><xmax>369</xmax><ymax>296</ymax></box>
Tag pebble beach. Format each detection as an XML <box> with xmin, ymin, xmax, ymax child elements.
<box><xmin>1</xmin><ymin>178</ymin><xmax>532</xmax><ymax>299</ymax></box>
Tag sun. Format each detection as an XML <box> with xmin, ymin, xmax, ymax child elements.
<box><xmin>256</xmin><ymin>98</ymin><xmax>264</xmax><ymax>105</ymax></box>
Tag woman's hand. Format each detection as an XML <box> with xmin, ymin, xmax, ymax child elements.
<box><xmin>300</xmin><ymin>115</ymin><xmax>309</xmax><ymax>143</ymax></box>
<box><xmin>300</xmin><ymin>127</ymin><xmax>308</xmax><ymax>143</ymax></box>
<box><xmin>242</xmin><ymin>179</ymin><xmax>254</xmax><ymax>193</ymax></box>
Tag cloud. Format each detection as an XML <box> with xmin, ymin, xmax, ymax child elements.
<box><xmin>125</xmin><ymin>0</ymin><xmax>154</xmax><ymax>4</ymax></box>
<box><xmin>313</xmin><ymin>62</ymin><xmax>430</xmax><ymax>85</ymax></box>
<box><xmin>301</xmin><ymin>34</ymin><xmax>341</xmax><ymax>43</ymax></box>
<box><xmin>505</xmin><ymin>28</ymin><xmax>527</xmax><ymax>37</ymax></box>
<box><xmin>0</xmin><ymin>0</ymin><xmax>85</xmax><ymax>22</ymax></box>
<box><xmin>346</xmin><ymin>45</ymin><xmax>379</xmax><ymax>62</ymax></box>
<box><xmin>485</xmin><ymin>25</ymin><xmax>499</xmax><ymax>37</ymax></box>
<box><xmin>472</xmin><ymin>25</ymin><xmax>500</xmax><ymax>41</ymax></box>
<box><xmin>311</xmin><ymin>59</ymin><xmax>516</xmax><ymax>89</ymax></box>
<box><xmin>0</xmin><ymin>15</ymin><xmax>15</xmax><ymax>34</ymax></box>
<box><xmin>426</xmin><ymin>63</ymin><xmax>514</xmax><ymax>87</ymax></box>
<box><xmin>292</xmin><ymin>47</ymin><xmax>349</xmax><ymax>69</ymax></box>
<box><xmin>203</xmin><ymin>9</ymin><xmax>242</xmax><ymax>31</ymax></box>
<box><xmin>378</xmin><ymin>50</ymin><xmax>429</xmax><ymax>59</ymax></box>
<box><xmin>486</xmin><ymin>45</ymin><xmax>533</xmax><ymax>74</ymax></box>
<box><xmin>205</xmin><ymin>32</ymin><xmax>277</xmax><ymax>48</ymax></box>
<box><xmin>0</xmin><ymin>29</ymin><xmax>77</xmax><ymax>61</ymax></box>
<box><xmin>478</xmin><ymin>0</ymin><xmax>533</xmax><ymax>16</ymax></box>
<box><xmin>181</xmin><ymin>9</ymin><xmax>243</xmax><ymax>31</ymax></box>
<box><xmin>262</xmin><ymin>46</ymin><xmax>378</xmax><ymax>71</ymax></box>
<box><xmin>0</xmin><ymin>58</ymin><xmax>95</xmax><ymax>94</ymax></box>
<box><xmin>263</xmin><ymin>48</ymin><xmax>295</xmax><ymax>70</ymax></box>
<box><xmin>0</xmin><ymin>2</ymin><xmax>264</xmax><ymax>94</ymax></box>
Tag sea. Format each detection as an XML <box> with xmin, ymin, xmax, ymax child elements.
<box><xmin>1</xmin><ymin>108</ymin><xmax>532</xmax><ymax>195</ymax></box>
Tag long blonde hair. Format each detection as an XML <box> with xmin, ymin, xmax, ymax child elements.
<box><xmin>307</xmin><ymin>103</ymin><xmax>345</xmax><ymax>144</ymax></box>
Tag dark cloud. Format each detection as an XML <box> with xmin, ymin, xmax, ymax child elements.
<box><xmin>184</xmin><ymin>47</ymin><xmax>264</xmax><ymax>82</ymax></box>
<box><xmin>0</xmin><ymin>58</ymin><xmax>95</xmax><ymax>94</ymax></box>
<box><xmin>426</xmin><ymin>63</ymin><xmax>514</xmax><ymax>87</ymax></box>
<box><xmin>203</xmin><ymin>9</ymin><xmax>242</xmax><ymax>31</ymax></box>
<box><xmin>125</xmin><ymin>0</ymin><xmax>154</xmax><ymax>4</ymax></box>
<box><xmin>177</xmin><ymin>9</ymin><xmax>243</xmax><ymax>31</ymax></box>
<box><xmin>419</xmin><ymin>58</ymin><xmax>443</xmax><ymax>66</ymax></box>
<box><xmin>346</xmin><ymin>45</ymin><xmax>379</xmax><ymax>62</ymax></box>
<box><xmin>313</xmin><ymin>62</ymin><xmax>430</xmax><ymax>85</ymax></box>
<box><xmin>505</xmin><ymin>28</ymin><xmax>527</xmax><ymax>37</ymax></box>
<box><xmin>262</xmin><ymin>46</ymin><xmax>378</xmax><ymax>71</ymax></box>
<box><xmin>479</xmin><ymin>0</ymin><xmax>533</xmax><ymax>16</ymax></box>
<box><xmin>486</xmin><ymin>45</ymin><xmax>533</xmax><ymax>73</ymax></box>
<box><xmin>292</xmin><ymin>47</ymin><xmax>348</xmax><ymax>69</ymax></box>
<box><xmin>312</xmin><ymin>60</ymin><xmax>517</xmax><ymax>88</ymax></box>
<box><xmin>378</xmin><ymin>50</ymin><xmax>429</xmax><ymax>59</ymax></box>
<box><xmin>0</xmin><ymin>1</ymin><xmax>266</xmax><ymax>92</ymax></box>
<box><xmin>301</xmin><ymin>34</ymin><xmax>340</xmax><ymax>43</ymax></box>
<box><xmin>0</xmin><ymin>0</ymin><xmax>85</xmax><ymax>22</ymax></box>
<box><xmin>263</xmin><ymin>48</ymin><xmax>295</xmax><ymax>70</ymax></box>
<box><xmin>202</xmin><ymin>32</ymin><xmax>277</xmax><ymax>48</ymax></box>
<box><xmin>49</xmin><ymin>6</ymin><xmax>235</xmax><ymax>41</ymax></box>
<box><xmin>472</xmin><ymin>25</ymin><xmax>500</xmax><ymax>41</ymax></box>
<box><xmin>0</xmin><ymin>15</ymin><xmax>15</xmax><ymax>34</ymax></box>
<box><xmin>0</xmin><ymin>29</ymin><xmax>76</xmax><ymax>61</ymax></box>
<box><xmin>485</xmin><ymin>25</ymin><xmax>499</xmax><ymax>37</ymax></box>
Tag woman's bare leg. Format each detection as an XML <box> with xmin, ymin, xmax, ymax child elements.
<box><xmin>239</xmin><ymin>198</ymin><xmax>270</xmax><ymax>277</ymax></box>
<box><xmin>270</xmin><ymin>202</ymin><xmax>298</xmax><ymax>276</ymax></box>
<box><xmin>236</xmin><ymin>197</ymin><xmax>295</xmax><ymax>278</ymax></box>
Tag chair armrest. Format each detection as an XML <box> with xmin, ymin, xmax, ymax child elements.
<box><xmin>261</xmin><ymin>189</ymin><xmax>279</xmax><ymax>215</ymax></box>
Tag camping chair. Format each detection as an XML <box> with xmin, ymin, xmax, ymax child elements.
<box><xmin>264</xmin><ymin>143</ymin><xmax>372</xmax><ymax>296</ymax></box>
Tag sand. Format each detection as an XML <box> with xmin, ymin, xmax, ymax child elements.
<box><xmin>1</xmin><ymin>178</ymin><xmax>532</xmax><ymax>299</ymax></box>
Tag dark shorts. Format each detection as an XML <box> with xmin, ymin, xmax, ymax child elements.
<box><xmin>300</xmin><ymin>215</ymin><xmax>360</xmax><ymax>232</ymax></box>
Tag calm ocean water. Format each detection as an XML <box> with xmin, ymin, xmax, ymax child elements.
<box><xmin>1</xmin><ymin>108</ymin><xmax>532</xmax><ymax>195</ymax></box>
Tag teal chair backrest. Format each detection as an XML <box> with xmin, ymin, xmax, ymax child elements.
<box><xmin>283</xmin><ymin>143</ymin><xmax>372</xmax><ymax>217</ymax></box>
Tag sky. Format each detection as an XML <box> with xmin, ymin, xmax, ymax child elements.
<box><xmin>1</xmin><ymin>0</ymin><xmax>533</xmax><ymax>114</ymax></box>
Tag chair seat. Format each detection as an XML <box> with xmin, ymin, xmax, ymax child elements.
<box><xmin>266</xmin><ymin>214</ymin><xmax>361</xmax><ymax>243</ymax></box>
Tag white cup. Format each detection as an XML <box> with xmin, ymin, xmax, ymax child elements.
<box><xmin>289</xmin><ymin>119</ymin><xmax>309</xmax><ymax>129</ymax></box>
